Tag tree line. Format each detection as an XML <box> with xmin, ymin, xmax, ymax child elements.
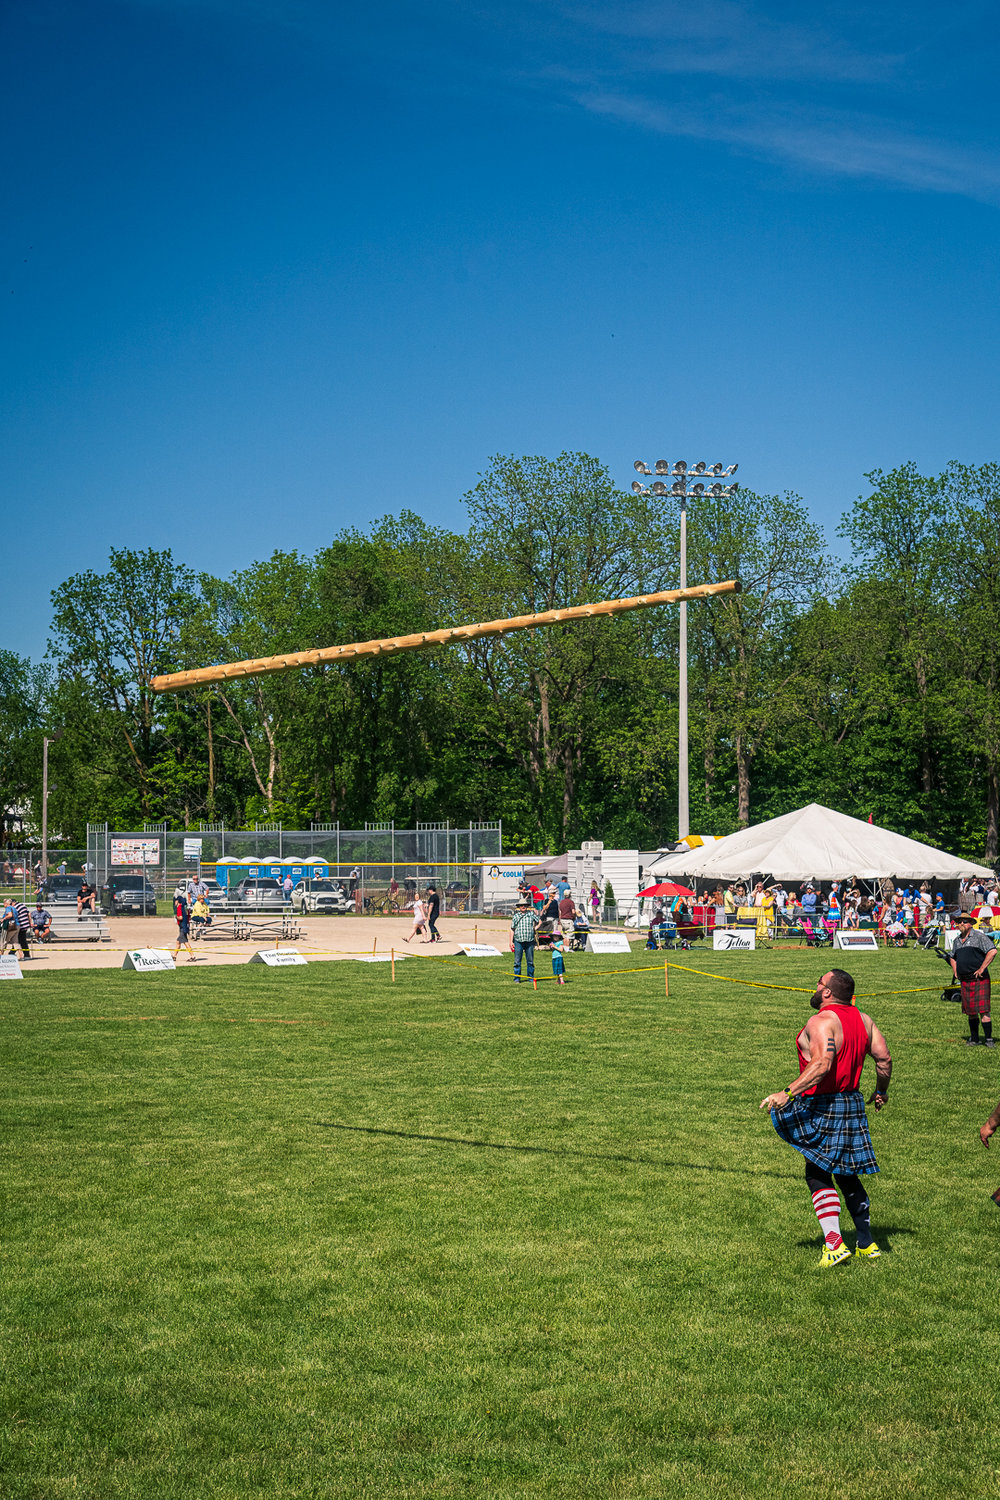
<box><xmin>2</xmin><ymin>453</ymin><xmax>997</xmax><ymax>862</ymax></box>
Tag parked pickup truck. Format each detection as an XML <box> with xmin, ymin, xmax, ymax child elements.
<box><xmin>101</xmin><ymin>875</ymin><xmax>157</xmax><ymax>916</ymax></box>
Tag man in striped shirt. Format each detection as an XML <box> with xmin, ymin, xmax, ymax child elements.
<box><xmin>3</xmin><ymin>899</ymin><xmax>31</xmax><ymax>960</ymax></box>
<box><xmin>510</xmin><ymin>900</ymin><xmax>541</xmax><ymax>983</ymax></box>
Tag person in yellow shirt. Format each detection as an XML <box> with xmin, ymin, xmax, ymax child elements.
<box><xmin>191</xmin><ymin>896</ymin><xmax>212</xmax><ymax>936</ymax></box>
<box><xmin>759</xmin><ymin>887</ymin><xmax>776</xmax><ymax>936</ymax></box>
<box><xmin>723</xmin><ymin>885</ymin><xmax>737</xmax><ymax>926</ymax></box>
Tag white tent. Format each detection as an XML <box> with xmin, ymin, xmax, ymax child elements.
<box><xmin>643</xmin><ymin>803</ymin><xmax>992</xmax><ymax>883</ymax></box>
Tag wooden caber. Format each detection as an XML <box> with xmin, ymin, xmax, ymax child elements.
<box><xmin>151</xmin><ymin>578</ymin><xmax>741</xmax><ymax>693</ymax></box>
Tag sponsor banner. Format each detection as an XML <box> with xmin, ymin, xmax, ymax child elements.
<box><xmin>123</xmin><ymin>948</ymin><xmax>175</xmax><ymax>972</ymax></box>
<box><xmin>248</xmin><ymin>948</ymin><xmax>308</xmax><ymax>967</ymax></box>
<box><xmin>183</xmin><ymin>837</ymin><xmax>203</xmax><ymax>862</ymax></box>
<box><xmin>834</xmin><ymin>931</ymin><xmax>880</xmax><ymax>951</ymax></box>
<box><xmin>0</xmin><ymin>955</ymin><xmax>23</xmax><ymax>980</ymax></box>
<box><xmin>585</xmin><ymin>933</ymin><xmax>632</xmax><ymax>954</ymax></box>
<box><xmin>713</xmin><ymin>928</ymin><xmax>756</xmax><ymax>951</ymax></box>
<box><xmin>111</xmin><ymin>838</ymin><xmax>160</xmax><ymax>867</ymax></box>
<box><xmin>459</xmin><ymin>944</ymin><xmax>503</xmax><ymax>957</ymax></box>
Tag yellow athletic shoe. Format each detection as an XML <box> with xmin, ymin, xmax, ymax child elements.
<box><xmin>818</xmin><ymin>1241</ymin><xmax>851</xmax><ymax>1269</ymax></box>
<box><xmin>855</xmin><ymin>1242</ymin><xmax>882</xmax><ymax>1259</ymax></box>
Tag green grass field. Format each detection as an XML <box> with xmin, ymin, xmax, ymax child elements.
<box><xmin>2</xmin><ymin>946</ymin><xmax>999</xmax><ymax>1498</ymax></box>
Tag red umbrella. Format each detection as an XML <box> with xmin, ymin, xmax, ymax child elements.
<box><xmin>638</xmin><ymin>882</ymin><xmax>696</xmax><ymax>899</ymax></box>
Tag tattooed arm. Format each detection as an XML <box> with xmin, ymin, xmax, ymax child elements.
<box><xmin>760</xmin><ymin>1015</ymin><xmax>837</xmax><ymax>1111</ymax></box>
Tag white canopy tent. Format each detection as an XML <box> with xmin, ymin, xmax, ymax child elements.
<box><xmin>643</xmin><ymin>803</ymin><xmax>992</xmax><ymax>884</ymax></box>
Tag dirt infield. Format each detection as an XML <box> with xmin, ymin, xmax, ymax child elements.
<box><xmin>9</xmin><ymin>914</ymin><xmax>634</xmax><ymax>973</ymax></box>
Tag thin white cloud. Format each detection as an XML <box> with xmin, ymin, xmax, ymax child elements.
<box><xmin>580</xmin><ymin>89</ymin><xmax>1000</xmax><ymax>201</ymax></box>
<box><xmin>532</xmin><ymin>1</ymin><xmax>1000</xmax><ymax>201</ymax></box>
<box><xmin>112</xmin><ymin>0</ymin><xmax>1000</xmax><ymax>201</ymax></box>
<box><xmin>553</xmin><ymin>0</ymin><xmax>908</xmax><ymax>84</ymax></box>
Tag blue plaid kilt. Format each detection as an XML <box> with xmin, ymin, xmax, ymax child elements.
<box><xmin>770</xmin><ymin>1089</ymin><xmax>879</xmax><ymax>1176</ymax></box>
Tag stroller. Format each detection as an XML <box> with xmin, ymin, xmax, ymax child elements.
<box><xmin>932</xmin><ymin>944</ymin><xmax>962</xmax><ymax>1003</ymax></box>
<box><xmin>916</xmin><ymin>920</ymin><xmax>943</xmax><ymax>951</ymax></box>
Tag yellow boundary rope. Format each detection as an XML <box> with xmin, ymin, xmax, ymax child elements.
<box><xmin>9</xmin><ymin>945</ymin><xmax>947</xmax><ymax>1000</ymax></box>
<box><xmin>395</xmin><ymin>950</ymin><xmax>946</xmax><ymax>998</ymax></box>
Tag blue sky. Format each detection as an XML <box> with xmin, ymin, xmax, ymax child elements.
<box><xmin>3</xmin><ymin>0</ymin><xmax>999</xmax><ymax>660</ymax></box>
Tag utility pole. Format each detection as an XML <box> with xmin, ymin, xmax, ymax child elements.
<box><xmin>41</xmin><ymin>729</ymin><xmax>64</xmax><ymax>880</ymax></box>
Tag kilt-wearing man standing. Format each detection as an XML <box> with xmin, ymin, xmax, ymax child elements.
<box><xmin>949</xmin><ymin>911</ymin><xmax>997</xmax><ymax>1047</ymax></box>
<box><xmin>761</xmin><ymin>969</ymin><xmax>892</xmax><ymax>1268</ymax></box>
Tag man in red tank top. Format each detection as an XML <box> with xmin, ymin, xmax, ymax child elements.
<box><xmin>760</xmin><ymin>969</ymin><xmax>893</xmax><ymax>1269</ymax></box>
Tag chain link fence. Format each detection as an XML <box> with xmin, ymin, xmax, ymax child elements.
<box><xmin>74</xmin><ymin>822</ymin><xmax>503</xmax><ymax>913</ymax></box>
<box><xmin>0</xmin><ymin>849</ymin><xmax>91</xmax><ymax>901</ymax></box>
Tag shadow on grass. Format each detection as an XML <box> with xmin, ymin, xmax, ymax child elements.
<box><xmin>318</xmin><ymin>1121</ymin><xmax>801</xmax><ymax>1178</ymax></box>
<box><xmin>795</xmin><ymin>1227</ymin><xmax>916</xmax><ymax>1254</ymax></box>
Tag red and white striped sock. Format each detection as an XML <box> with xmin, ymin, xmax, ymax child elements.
<box><xmin>811</xmin><ymin>1187</ymin><xmax>843</xmax><ymax>1248</ymax></box>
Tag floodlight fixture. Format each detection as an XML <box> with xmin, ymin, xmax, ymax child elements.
<box><xmin>654</xmin><ymin>459</ymin><xmax>670</xmax><ymax>474</ymax></box>
<box><xmin>634</xmin><ymin>460</ymin><xmax>652</xmax><ymax>474</ymax></box>
<box><xmin>632</xmin><ymin>480</ymin><xmax>646</xmax><ymax>494</ymax></box>
<box><xmin>674</xmin><ymin>459</ymin><xmax>687</xmax><ymax>472</ymax></box>
<box><xmin>671</xmin><ymin>480</ymin><xmax>685</xmax><ymax>495</ymax></box>
<box><xmin>724</xmin><ymin>463</ymin><xmax>738</xmax><ymax>476</ymax></box>
<box><xmin>651</xmin><ymin>480</ymin><xmax>668</xmax><ymax>495</ymax></box>
<box><xmin>691</xmin><ymin>461</ymin><xmax>707</xmax><ymax>474</ymax></box>
<box><xmin>691</xmin><ymin>482</ymin><xmax>705</xmax><ymax>495</ymax></box>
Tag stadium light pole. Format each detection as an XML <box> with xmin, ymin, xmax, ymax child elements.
<box><xmin>632</xmin><ymin>458</ymin><xmax>738</xmax><ymax>841</ymax></box>
<box><xmin>41</xmin><ymin>729</ymin><xmax>64</xmax><ymax>881</ymax></box>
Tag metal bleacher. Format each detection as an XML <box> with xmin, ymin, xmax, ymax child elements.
<box><xmin>47</xmin><ymin>912</ymin><xmax>110</xmax><ymax>944</ymax></box>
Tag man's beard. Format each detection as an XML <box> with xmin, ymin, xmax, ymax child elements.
<box><xmin>809</xmin><ymin>989</ymin><xmax>824</xmax><ymax>1010</ymax></box>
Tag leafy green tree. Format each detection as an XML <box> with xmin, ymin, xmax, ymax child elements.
<box><xmin>449</xmin><ymin>452</ymin><xmax>674</xmax><ymax>846</ymax></box>
<box><xmin>686</xmin><ymin>489</ymin><xmax>827</xmax><ymax>826</ymax></box>
<box><xmin>939</xmin><ymin>461</ymin><xmax>1000</xmax><ymax>859</ymax></box>
<box><xmin>49</xmin><ymin>549</ymin><xmax>202</xmax><ymax>821</ymax></box>
<box><xmin>0</xmin><ymin>650</ymin><xmax>51</xmax><ymax>840</ymax></box>
<box><xmin>307</xmin><ymin>516</ymin><xmax>470</xmax><ymax>826</ymax></box>
<box><xmin>837</xmin><ymin>464</ymin><xmax>953</xmax><ymax>824</ymax></box>
<box><xmin>21</xmin><ymin>453</ymin><xmax>997</xmax><ymax>859</ymax></box>
<box><xmin>189</xmin><ymin>552</ymin><xmax>319</xmax><ymax>815</ymax></box>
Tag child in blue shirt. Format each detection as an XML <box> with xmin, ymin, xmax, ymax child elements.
<box><xmin>552</xmin><ymin>936</ymin><xmax>567</xmax><ymax>985</ymax></box>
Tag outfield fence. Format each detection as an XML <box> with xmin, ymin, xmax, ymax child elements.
<box><xmin>1</xmin><ymin>824</ymin><xmax>506</xmax><ymax>913</ymax></box>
